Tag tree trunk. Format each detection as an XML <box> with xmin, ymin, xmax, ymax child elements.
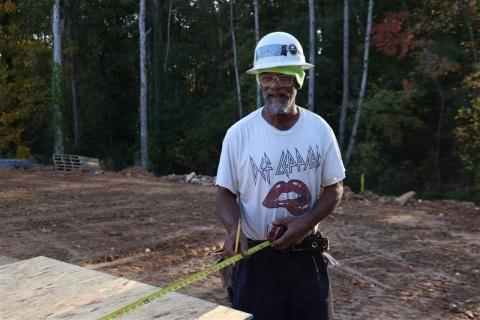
<box><xmin>339</xmin><ymin>0</ymin><xmax>350</xmax><ymax>150</ymax></box>
<box><xmin>66</xmin><ymin>2</ymin><xmax>79</xmax><ymax>147</ymax></box>
<box><xmin>230</xmin><ymin>0</ymin><xmax>243</xmax><ymax>119</ymax></box>
<box><xmin>254</xmin><ymin>0</ymin><xmax>261</xmax><ymax>109</ymax></box>
<box><xmin>152</xmin><ymin>0</ymin><xmax>163</xmax><ymax>133</ymax></box>
<box><xmin>461</xmin><ymin>0</ymin><xmax>478</xmax><ymax>65</ymax></box>
<box><xmin>163</xmin><ymin>0</ymin><xmax>173</xmax><ymax>74</ymax></box>
<box><xmin>345</xmin><ymin>0</ymin><xmax>373</xmax><ymax>166</ymax></box>
<box><xmin>307</xmin><ymin>0</ymin><xmax>315</xmax><ymax>112</ymax></box>
<box><xmin>52</xmin><ymin>0</ymin><xmax>65</xmax><ymax>155</ymax></box>
<box><xmin>139</xmin><ymin>0</ymin><xmax>148</xmax><ymax>171</ymax></box>
<box><xmin>69</xmin><ymin>54</ymin><xmax>79</xmax><ymax>147</ymax></box>
<box><xmin>433</xmin><ymin>77</ymin><xmax>445</xmax><ymax>192</ymax></box>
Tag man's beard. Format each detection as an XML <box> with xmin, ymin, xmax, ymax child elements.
<box><xmin>263</xmin><ymin>90</ymin><xmax>294</xmax><ymax>116</ymax></box>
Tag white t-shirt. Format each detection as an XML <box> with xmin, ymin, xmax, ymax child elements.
<box><xmin>216</xmin><ymin>107</ymin><xmax>345</xmax><ymax>240</ymax></box>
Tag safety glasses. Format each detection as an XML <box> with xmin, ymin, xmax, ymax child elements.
<box><xmin>258</xmin><ymin>74</ymin><xmax>295</xmax><ymax>87</ymax></box>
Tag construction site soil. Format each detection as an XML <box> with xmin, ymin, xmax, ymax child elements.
<box><xmin>0</xmin><ymin>168</ymin><xmax>478</xmax><ymax>319</ymax></box>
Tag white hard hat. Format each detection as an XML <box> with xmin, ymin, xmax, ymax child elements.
<box><xmin>246</xmin><ymin>31</ymin><xmax>314</xmax><ymax>74</ymax></box>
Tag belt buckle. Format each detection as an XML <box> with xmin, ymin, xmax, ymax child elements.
<box><xmin>291</xmin><ymin>244</ymin><xmax>304</xmax><ymax>252</ymax></box>
<box><xmin>294</xmin><ymin>240</ymin><xmax>320</xmax><ymax>251</ymax></box>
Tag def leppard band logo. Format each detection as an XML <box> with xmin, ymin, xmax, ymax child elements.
<box><xmin>250</xmin><ymin>145</ymin><xmax>322</xmax><ymax>185</ymax></box>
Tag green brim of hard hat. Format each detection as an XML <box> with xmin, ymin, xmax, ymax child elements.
<box><xmin>255</xmin><ymin>66</ymin><xmax>306</xmax><ymax>89</ymax></box>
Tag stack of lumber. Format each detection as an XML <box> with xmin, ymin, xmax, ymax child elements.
<box><xmin>53</xmin><ymin>154</ymin><xmax>100</xmax><ymax>171</ymax></box>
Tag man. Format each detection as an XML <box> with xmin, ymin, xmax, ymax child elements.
<box><xmin>215</xmin><ymin>31</ymin><xmax>345</xmax><ymax>320</ymax></box>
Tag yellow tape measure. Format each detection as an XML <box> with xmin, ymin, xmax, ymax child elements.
<box><xmin>99</xmin><ymin>240</ymin><xmax>272</xmax><ymax>320</ymax></box>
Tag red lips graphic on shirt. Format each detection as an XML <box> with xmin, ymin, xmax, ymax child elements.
<box><xmin>262</xmin><ymin>179</ymin><xmax>311</xmax><ymax>216</ymax></box>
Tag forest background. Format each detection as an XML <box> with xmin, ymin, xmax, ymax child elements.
<box><xmin>0</xmin><ymin>0</ymin><xmax>479</xmax><ymax>204</ymax></box>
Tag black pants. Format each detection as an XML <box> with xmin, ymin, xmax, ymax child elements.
<box><xmin>232</xmin><ymin>249</ymin><xmax>333</xmax><ymax>320</ymax></box>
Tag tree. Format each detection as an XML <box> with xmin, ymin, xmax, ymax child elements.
<box><xmin>1</xmin><ymin>0</ymin><xmax>479</xmax><ymax>203</ymax></box>
<box><xmin>152</xmin><ymin>0</ymin><xmax>163</xmax><ymax>134</ymax></box>
<box><xmin>230</xmin><ymin>0</ymin><xmax>243</xmax><ymax>118</ymax></box>
<box><xmin>139</xmin><ymin>0</ymin><xmax>148</xmax><ymax>170</ymax></box>
<box><xmin>254</xmin><ymin>0</ymin><xmax>261</xmax><ymax>109</ymax></box>
<box><xmin>65</xmin><ymin>1</ymin><xmax>80</xmax><ymax>148</ymax></box>
<box><xmin>163</xmin><ymin>0</ymin><xmax>173</xmax><ymax>74</ymax></box>
<box><xmin>455</xmin><ymin>65</ymin><xmax>480</xmax><ymax>202</ymax></box>
<box><xmin>416</xmin><ymin>49</ymin><xmax>459</xmax><ymax>191</ymax></box>
<box><xmin>461</xmin><ymin>0</ymin><xmax>478</xmax><ymax>64</ymax></box>
<box><xmin>345</xmin><ymin>0</ymin><xmax>373</xmax><ymax>165</ymax></box>
<box><xmin>307</xmin><ymin>0</ymin><xmax>315</xmax><ymax>112</ymax></box>
<box><xmin>51</xmin><ymin>0</ymin><xmax>65</xmax><ymax>154</ymax></box>
<box><xmin>72</xmin><ymin>0</ymin><xmax>139</xmax><ymax>168</ymax></box>
<box><xmin>0</xmin><ymin>0</ymin><xmax>51</xmax><ymax>159</ymax></box>
<box><xmin>338</xmin><ymin>0</ymin><xmax>350</xmax><ymax>150</ymax></box>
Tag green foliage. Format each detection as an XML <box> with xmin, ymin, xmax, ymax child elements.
<box><xmin>0</xmin><ymin>0</ymin><xmax>51</xmax><ymax>159</ymax></box>
<box><xmin>345</xmin><ymin>88</ymin><xmax>429</xmax><ymax>195</ymax></box>
<box><xmin>1</xmin><ymin>0</ymin><xmax>479</xmax><ymax>203</ymax></box>
<box><xmin>454</xmin><ymin>65</ymin><xmax>480</xmax><ymax>203</ymax></box>
<box><xmin>362</xmin><ymin>89</ymin><xmax>426</xmax><ymax>148</ymax></box>
<box><xmin>455</xmin><ymin>66</ymin><xmax>480</xmax><ymax>169</ymax></box>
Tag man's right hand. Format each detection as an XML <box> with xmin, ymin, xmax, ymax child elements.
<box><xmin>223</xmin><ymin>230</ymin><xmax>248</xmax><ymax>257</ymax></box>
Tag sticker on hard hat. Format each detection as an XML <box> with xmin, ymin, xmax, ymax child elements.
<box><xmin>288</xmin><ymin>44</ymin><xmax>298</xmax><ymax>55</ymax></box>
<box><xmin>256</xmin><ymin>44</ymin><xmax>298</xmax><ymax>60</ymax></box>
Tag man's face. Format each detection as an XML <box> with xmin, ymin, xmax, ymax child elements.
<box><xmin>259</xmin><ymin>72</ymin><xmax>297</xmax><ymax>116</ymax></box>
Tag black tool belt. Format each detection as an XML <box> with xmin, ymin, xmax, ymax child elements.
<box><xmin>248</xmin><ymin>234</ymin><xmax>329</xmax><ymax>252</ymax></box>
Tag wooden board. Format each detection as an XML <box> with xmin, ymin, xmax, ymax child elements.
<box><xmin>0</xmin><ymin>256</ymin><xmax>252</xmax><ymax>320</ymax></box>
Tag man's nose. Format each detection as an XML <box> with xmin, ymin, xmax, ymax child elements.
<box><xmin>270</xmin><ymin>77</ymin><xmax>282</xmax><ymax>88</ymax></box>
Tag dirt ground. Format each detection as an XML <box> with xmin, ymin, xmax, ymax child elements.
<box><xmin>0</xmin><ymin>168</ymin><xmax>479</xmax><ymax>320</ymax></box>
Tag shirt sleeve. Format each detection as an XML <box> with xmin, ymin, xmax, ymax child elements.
<box><xmin>321</xmin><ymin>127</ymin><xmax>346</xmax><ymax>187</ymax></box>
<box><xmin>215</xmin><ymin>132</ymin><xmax>239</xmax><ymax>195</ymax></box>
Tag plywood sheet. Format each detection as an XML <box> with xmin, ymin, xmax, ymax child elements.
<box><xmin>0</xmin><ymin>256</ymin><xmax>252</xmax><ymax>320</ymax></box>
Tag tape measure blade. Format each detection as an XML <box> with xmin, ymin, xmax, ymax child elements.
<box><xmin>98</xmin><ymin>240</ymin><xmax>271</xmax><ymax>320</ymax></box>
